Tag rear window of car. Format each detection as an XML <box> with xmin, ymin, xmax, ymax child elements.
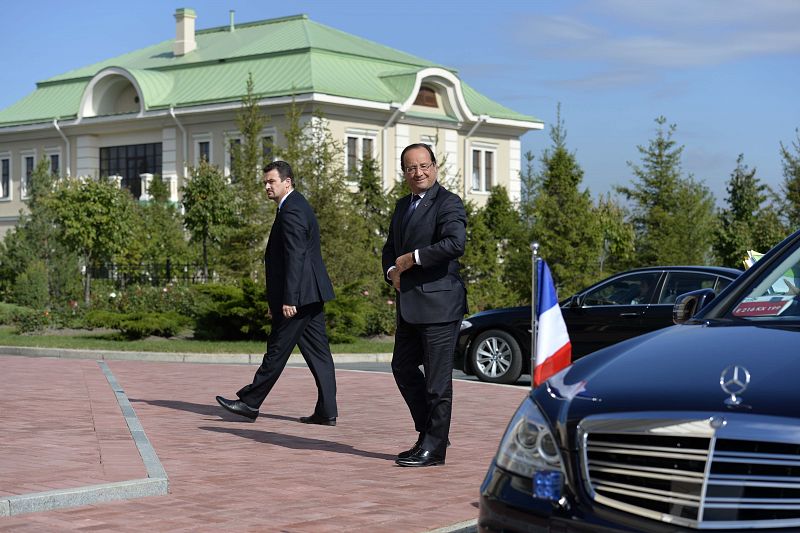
<box><xmin>658</xmin><ymin>272</ymin><xmax>718</xmax><ymax>304</ymax></box>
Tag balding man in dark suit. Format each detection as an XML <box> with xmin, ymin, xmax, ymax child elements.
<box><xmin>217</xmin><ymin>160</ymin><xmax>338</xmax><ymax>426</ymax></box>
<box><xmin>382</xmin><ymin>143</ymin><xmax>467</xmax><ymax>467</ymax></box>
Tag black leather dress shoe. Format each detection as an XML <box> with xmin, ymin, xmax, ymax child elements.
<box><xmin>398</xmin><ymin>435</ymin><xmax>424</xmax><ymax>459</ymax></box>
<box><xmin>299</xmin><ymin>413</ymin><xmax>337</xmax><ymax>426</ymax></box>
<box><xmin>395</xmin><ymin>449</ymin><xmax>445</xmax><ymax>467</ymax></box>
<box><xmin>398</xmin><ymin>437</ymin><xmax>450</xmax><ymax>460</ymax></box>
<box><xmin>216</xmin><ymin>396</ymin><xmax>258</xmax><ymax>421</ymax></box>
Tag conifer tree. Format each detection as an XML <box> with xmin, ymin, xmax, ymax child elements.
<box><xmin>461</xmin><ymin>201</ymin><xmax>518</xmax><ymax>311</ymax></box>
<box><xmin>530</xmin><ymin>104</ymin><xmax>602</xmax><ymax>295</ymax></box>
<box><xmin>0</xmin><ymin>157</ymin><xmax>80</xmax><ymax>305</ymax></box>
<box><xmin>618</xmin><ymin>116</ymin><xmax>716</xmax><ymax>265</ymax></box>
<box><xmin>596</xmin><ymin>193</ymin><xmax>635</xmax><ymax>275</ymax></box>
<box><xmin>715</xmin><ymin>154</ymin><xmax>786</xmax><ymax>267</ymax></box>
<box><xmin>221</xmin><ymin>73</ymin><xmax>272</xmax><ymax>280</ymax></box>
<box><xmin>780</xmin><ymin>129</ymin><xmax>800</xmax><ymax>229</ymax></box>
<box><xmin>275</xmin><ymin>101</ymin><xmax>374</xmax><ymax>288</ymax></box>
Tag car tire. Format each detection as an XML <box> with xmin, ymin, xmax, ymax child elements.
<box><xmin>469</xmin><ymin>329</ymin><xmax>523</xmax><ymax>384</ymax></box>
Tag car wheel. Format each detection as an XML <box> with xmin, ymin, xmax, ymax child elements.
<box><xmin>470</xmin><ymin>329</ymin><xmax>523</xmax><ymax>384</ymax></box>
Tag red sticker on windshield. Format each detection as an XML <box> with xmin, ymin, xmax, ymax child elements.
<box><xmin>732</xmin><ymin>298</ymin><xmax>793</xmax><ymax>317</ymax></box>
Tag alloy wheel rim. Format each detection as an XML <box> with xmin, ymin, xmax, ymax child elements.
<box><xmin>475</xmin><ymin>337</ymin><xmax>512</xmax><ymax>377</ymax></box>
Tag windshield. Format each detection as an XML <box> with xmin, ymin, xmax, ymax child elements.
<box><xmin>728</xmin><ymin>244</ymin><xmax>800</xmax><ymax>321</ymax></box>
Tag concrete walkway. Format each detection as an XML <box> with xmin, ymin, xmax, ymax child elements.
<box><xmin>0</xmin><ymin>351</ymin><xmax>527</xmax><ymax>532</ymax></box>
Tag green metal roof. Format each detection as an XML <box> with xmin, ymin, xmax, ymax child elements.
<box><xmin>0</xmin><ymin>14</ymin><xmax>540</xmax><ymax>127</ymax></box>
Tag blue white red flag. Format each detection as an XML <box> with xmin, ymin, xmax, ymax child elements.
<box><xmin>534</xmin><ymin>260</ymin><xmax>572</xmax><ymax>386</ymax></box>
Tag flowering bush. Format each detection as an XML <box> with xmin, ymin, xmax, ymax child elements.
<box><xmin>11</xmin><ymin>307</ymin><xmax>52</xmax><ymax>334</ymax></box>
<box><xmin>89</xmin><ymin>281</ymin><xmax>202</xmax><ymax>317</ymax></box>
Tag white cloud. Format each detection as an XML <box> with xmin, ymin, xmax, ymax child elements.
<box><xmin>514</xmin><ymin>0</ymin><xmax>800</xmax><ymax>69</ymax></box>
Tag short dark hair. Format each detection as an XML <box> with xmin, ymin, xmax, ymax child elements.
<box><xmin>264</xmin><ymin>160</ymin><xmax>294</xmax><ymax>184</ymax></box>
<box><xmin>400</xmin><ymin>143</ymin><xmax>436</xmax><ymax>171</ymax></box>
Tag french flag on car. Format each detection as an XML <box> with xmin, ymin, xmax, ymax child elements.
<box><xmin>533</xmin><ymin>260</ymin><xmax>572</xmax><ymax>386</ymax></box>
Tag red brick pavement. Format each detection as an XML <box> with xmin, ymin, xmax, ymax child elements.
<box><xmin>0</xmin><ymin>356</ymin><xmax>528</xmax><ymax>532</ymax></box>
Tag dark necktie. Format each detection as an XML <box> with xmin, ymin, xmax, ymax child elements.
<box><xmin>401</xmin><ymin>194</ymin><xmax>421</xmax><ymax>231</ymax></box>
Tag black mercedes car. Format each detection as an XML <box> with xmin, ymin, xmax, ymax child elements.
<box><xmin>457</xmin><ymin>266</ymin><xmax>741</xmax><ymax>383</ymax></box>
<box><xmin>478</xmin><ymin>229</ymin><xmax>800</xmax><ymax>532</ymax></box>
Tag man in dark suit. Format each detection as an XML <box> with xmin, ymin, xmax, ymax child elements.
<box><xmin>216</xmin><ymin>160</ymin><xmax>338</xmax><ymax>426</ymax></box>
<box><xmin>382</xmin><ymin>143</ymin><xmax>467</xmax><ymax>467</ymax></box>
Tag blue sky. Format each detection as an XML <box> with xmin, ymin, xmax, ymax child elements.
<box><xmin>1</xmin><ymin>0</ymin><xmax>798</xmax><ymax>204</ymax></box>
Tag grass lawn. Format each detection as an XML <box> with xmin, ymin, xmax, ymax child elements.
<box><xmin>0</xmin><ymin>326</ymin><xmax>394</xmax><ymax>354</ymax></box>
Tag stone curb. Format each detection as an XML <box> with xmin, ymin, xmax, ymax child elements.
<box><xmin>0</xmin><ymin>361</ymin><xmax>169</xmax><ymax>517</ymax></box>
<box><xmin>0</xmin><ymin>345</ymin><xmax>393</xmax><ymax>365</ymax></box>
<box><xmin>0</xmin><ymin>478</ymin><xmax>168</xmax><ymax>517</ymax></box>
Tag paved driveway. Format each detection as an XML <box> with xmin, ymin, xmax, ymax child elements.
<box><xmin>0</xmin><ymin>355</ymin><xmax>527</xmax><ymax>532</ymax></box>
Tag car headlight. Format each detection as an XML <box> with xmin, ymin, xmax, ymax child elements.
<box><xmin>459</xmin><ymin>319</ymin><xmax>472</xmax><ymax>331</ymax></box>
<box><xmin>495</xmin><ymin>396</ymin><xmax>566</xmax><ymax>501</ymax></box>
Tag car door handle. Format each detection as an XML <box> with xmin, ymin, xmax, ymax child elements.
<box><xmin>618</xmin><ymin>312</ymin><xmax>641</xmax><ymax>318</ymax></box>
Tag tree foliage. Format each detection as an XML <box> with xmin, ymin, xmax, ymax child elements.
<box><xmin>618</xmin><ymin>116</ymin><xmax>716</xmax><ymax>265</ymax></box>
<box><xmin>182</xmin><ymin>159</ymin><xmax>235</xmax><ymax>280</ymax></box>
<box><xmin>715</xmin><ymin>154</ymin><xmax>786</xmax><ymax>267</ymax></box>
<box><xmin>134</xmin><ymin>176</ymin><xmax>191</xmax><ymax>267</ymax></box>
<box><xmin>530</xmin><ymin>105</ymin><xmax>602</xmax><ymax>295</ymax></box>
<box><xmin>596</xmin><ymin>193</ymin><xmax>635</xmax><ymax>275</ymax></box>
<box><xmin>221</xmin><ymin>72</ymin><xmax>272</xmax><ymax>279</ymax></box>
<box><xmin>50</xmin><ymin>176</ymin><xmax>135</xmax><ymax>304</ymax></box>
<box><xmin>780</xmin><ymin>129</ymin><xmax>800</xmax><ymax>228</ymax></box>
<box><xmin>276</xmin><ymin>102</ymin><xmax>375</xmax><ymax>289</ymax></box>
<box><xmin>0</xmin><ymin>157</ymin><xmax>80</xmax><ymax>305</ymax></box>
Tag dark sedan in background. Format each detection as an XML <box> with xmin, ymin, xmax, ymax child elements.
<box><xmin>456</xmin><ymin>266</ymin><xmax>741</xmax><ymax>383</ymax></box>
<box><xmin>478</xmin><ymin>230</ymin><xmax>800</xmax><ymax>532</ymax></box>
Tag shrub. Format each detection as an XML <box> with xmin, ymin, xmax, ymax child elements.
<box><xmin>11</xmin><ymin>307</ymin><xmax>52</xmax><ymax>334</ymax></box>
<box><xmin>85</xmin><ymin>310</ymin><xmax>125</xmax><ymax>329</ymax></box>
<box><xmin>12</xmin><ymin>260</ymin><xmax>49</xmax><ymax>309</ymax></box>
<box><xmin>0</xmin><ymin>302</ymin><xmax>31</xmax><ymax>325</ymax></box>
<box><xmin>192</xmin><ymin>279</ymin><xmax>269</xmax><ymax>340</ymax></box>
<box><xmin>117</xmin><ymin>311</ymin><xmax>190</xmax><ymax>340</ymax></box>
<box><xmin>324</xmin><ymin>289</ymin><xmax>368</xmax><ymax>344</ymax></box>
<box><xmin>89</xmin><ymin>281</ymin><xmax>203</xmax><ymax>317</ymax></box>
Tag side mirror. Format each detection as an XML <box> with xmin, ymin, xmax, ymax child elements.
<box><xmin>673</xmin><ymin>288</ymin><xmax>717</xmax><ymax>324</ymax></box>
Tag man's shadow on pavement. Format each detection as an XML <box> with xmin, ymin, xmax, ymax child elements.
<box><xmin>199</xmin><ymin>426</ymin><xmax>398</xmax><ymax>462</ymax></box>
<box><xmin>129</xmin><ymin>398</ymin><xmax>397</xmax><ymax>461</ymax></box>
<box><xmin>128</xmin><ymin>398</ymin><xmax>297</xmax><ymax>423</ymax></box>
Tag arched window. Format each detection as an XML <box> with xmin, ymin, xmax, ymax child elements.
<box><xmin>414</xmin><ymin>86</ymin><xmax>438</xmax><ymax>108</ymax></box>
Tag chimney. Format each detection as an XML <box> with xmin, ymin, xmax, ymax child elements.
<box><xmin>229</xmin><ymin>10</ymin><xmax>235</xmax><ymax>32</ymax></box>
<box><xmin>174</xmin><ymin>8</ymin><xmax>197</xmax><ymax>56</ymax></box>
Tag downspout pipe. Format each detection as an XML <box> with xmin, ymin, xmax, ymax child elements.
<box><xmin>382</xmin><ymin>103</ymin><xmax>403</xmax><ymax>190</ymax></box>
<box><xmin>169</xmin><ymin>105</ymin><xmax>187</xmax><ymax>198</ymax></box>
<box><xmin>463</xmin><ymin>115</ymin><xmax>487</xmax><ymax>196</ymax></box>
<box><xmin>53</xmin><ymin>118</ymin><xmax>71</xmax><ymax>177</ymax></box>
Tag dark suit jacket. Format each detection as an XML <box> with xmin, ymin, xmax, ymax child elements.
<box><xmin>265</xmin><ymin>190</ymin><xmax>335</xmax><ymax>311</ymax></box>
<box><xmin>381</xmin><ymin>181</ymin><xmax>467</xmax><ymax>324</ymax></box>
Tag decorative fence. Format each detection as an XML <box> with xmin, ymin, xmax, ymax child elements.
<box><xmin>90</xmin><ymin>260</ymin><xmax>216</xmax><ymax>286</ymax></box>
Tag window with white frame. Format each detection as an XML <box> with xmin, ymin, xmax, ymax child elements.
<box><xmin>224</xmin><ymin>134</ymin><xmax>242</xmax><ymax>180</ymax></box>
<box><xmin>50</xmin><ymin>153</ymin><xmax>60</xmax><ymax>176</ymax></box>
<box><xmin>45</xmin><ymin>147</ymin><xmax>61</xmax><ymax>177</ymax></box>
<box><xmin>20</xmin><ymin>150</ymin><xmax>35</xmax><ymax>198</ymax></box>
<box><xmin>471</xmin><ymin>146</ymin><xmax>496</xmax><ymax>192</ymax></box>
<box><xmin>0</xmin><ymin>155</ymin><xmax>10</xmax><ymax>199</ymax></box>
<box><xmin>345</xmin><ymin>130</ymin><xmax>376</xmax><ymax>178</ymax></box>
<box><xmin>262</xmin><ymin>135</ymin><xmax>274</xmax><ymax>164</ymax></box>
<box><xmin>193</xmin><ymin>134</ymin><xmax>212</xmax><ymax>166</ymax></box>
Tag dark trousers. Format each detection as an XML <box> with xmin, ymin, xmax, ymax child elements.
<box><xmin>391</xmin><ymin>317</ymin><xmax>460</xmax><ymax>457</ymax></box>
<box><xmin>237</xmin><ymin>302</ymin><xmax>337</xmax><ymax>418</ymax></box>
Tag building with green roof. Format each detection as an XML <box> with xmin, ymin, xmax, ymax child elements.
<box><xmin>0</xmin><ymin>8</ymin><xmax>542</xmax><ymax>235</ymax></box>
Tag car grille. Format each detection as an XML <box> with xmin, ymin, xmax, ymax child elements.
<box><xmin>578</xmin><ymin>414</ymin><xmax>800</xmax><ymax>529</ymax></box>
